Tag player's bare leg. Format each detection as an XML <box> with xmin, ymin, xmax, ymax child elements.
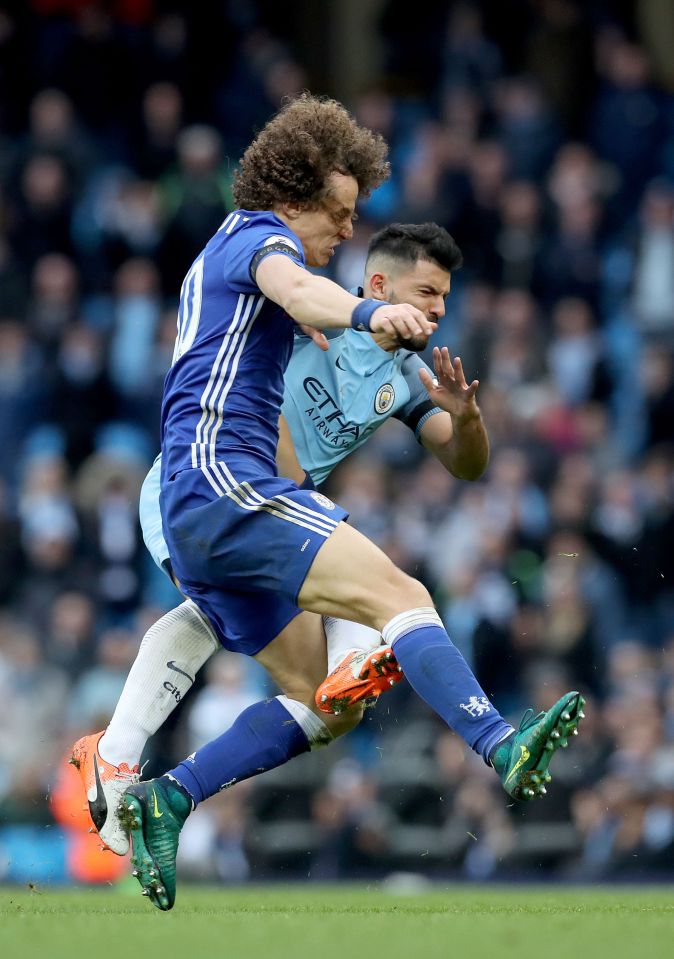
<box><xmin>298</xmin><ymin>520</ymin><xmax>434</xmax><ymax>625</ymax></box>
<box><xmin>254</xmin><ymin>611</ymin><xmax>371</xmax><ymax>735</ymax></box>
<box><xmin>299</xmin><ymin>521</ymin><xmax>584</xmax><ymax>799</ymax></box>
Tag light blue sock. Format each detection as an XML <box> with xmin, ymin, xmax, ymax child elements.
<box><xmin>167</xmin><ymin>697</ymin><xmax>311</xmax><ymax>805</ymax></box>
<box><xmin>384</xmin><ymin>608</ymin><xmax>513</xmax><ymax>763</ymax></box>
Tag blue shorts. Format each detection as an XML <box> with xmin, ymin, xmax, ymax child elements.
<box><xmin>161</xmin><ymin>466</ymin><xmax>348</xmax><ymax>656</ymax></box>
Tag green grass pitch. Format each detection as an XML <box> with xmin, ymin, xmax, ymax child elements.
<box><xmin>2</xmin><ymin>884</ymin><xmax>673</xmax><ymax>959</ymax></box>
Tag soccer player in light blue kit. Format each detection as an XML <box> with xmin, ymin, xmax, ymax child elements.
<box><xmin>73</xmin><ymin>96</ymin><xmax>583</xmax><ymax>910</ymax></box>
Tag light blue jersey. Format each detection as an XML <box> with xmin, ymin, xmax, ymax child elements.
<box><xmin>142</xmin><ymin>312</ymin><xmax>441</xmax><ymax>571</ymax></box>
<box><xmin>283</xmin><ymin>326</ymin><xmax>440</xmax><ymax>486</ymax></box>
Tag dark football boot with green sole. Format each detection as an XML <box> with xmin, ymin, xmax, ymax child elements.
<box><xmin>491</xmin><ymin>691</ymin><xmax>585</xmax><ymax>801</ymax></box>
<box><xmin>117</xmin><ymin>777</ymin><xmax>191</xmax><ymax>911</ymax></box>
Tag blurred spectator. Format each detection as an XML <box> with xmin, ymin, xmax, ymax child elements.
<box><xmin>311</xmin><ymin>759</ymin><xmax>392</xmax><ymax>878</ymax></box>
<box><xmin>68</xmin><ymin>627</ymin><xmax>138</xmax><ymax>731</ymax></box>
<box><xmin>25</xmin><ymin>253</ymin><xmax>79</xmax><ymax>349</ymax></box>
<box><xmin>98</xmin><ymin>177</ymin><xmax>162</xmax><ymax>271</ymax></box>
<box><xmin>441</xmin><ymin>2</ymin><xmax>502</xmax><ymax>97</ymax></box>
<box><xmin>178</xmin><ymin>786</ymin><xmax>252</xmax><ymax>884</ymax></box>
<box><xmin>493</xmin><ymin>77</ymin><xmax>563</xmax><ymax>180</ymax></box>
<box><xmin>493</xmin><ymin>180</ymin><xmax>543</xmax><ymax>290</ymax></box>
<box><xmin>460</xmin><ymin>140</ymin><xmax>509</xmax><ymax>280</ymax></box>
<box><xmin>640</xmin><ymin>346</ymin><xmax>674</xmax><ymax>448</ymax></box>
<box><xmin>158</xmin><ymin>125</ymin><xmax>232</xmax><ymax>292</ymax></box>
<box><xmin>547</xmin><ymin>298</ymin><xmax>613</xmax><ymax>406</ymax></box>
<box><xmin>108</xmin><ymin>258</ymin><xmax>162</xmax><ymax>403</ymax></box>
<box><xmin>0</xmin><ymin>322</ymin><xmax>46</xmax><ymax>484</ymax></box>
<box><xmin>134</xmin><ymin>82</ymin><xmax>183</xmax><ymax>180</ymax></box>
<box><xmin>45</xmin><ymin>591</ymin><xmax>96</xmax><ymax>677</ymax></box>
<box><xmin>0</xmin><ymin>621</ymin><xmax>68</xmax><ymax>798</ymax></box>
<box><xmin>56</xmin><ymin>6</ymin><xmax>142</xmax><ymax>143</ymax></box>
<box><xmin>9</xmin><ymin>153</ymin><xmax>74</xmax><ymax>268</ymax></box>
<box><xmin>187</xmin><ymin>652</ymin><xmax>265</xmax><ymax>754</ymax></box>
<box><xmin>486</xmin><ymin>290</ymin><xmax>545</xmax><ymax>390</ymax></box>
<box><xmin>538</xmin><ymin>195</ymin><xmax>604</xmax><ymax>309</ymax></box>
<box><xmin>51</xmin><ymin>324</ymin><xmax>117</xmax><ymax>468</ymax></box>
<box><xmin>631</xmin><ymin>178</ymin><xmax>674</xmax><ymax>342</ymax></box>
<box><xmin>525</xmin><ymin>0</ymin><xmax>594</xmax><ymax>134</ymax></box>
<box><xmin>18</xmin><ymin>88</ymin><xmax>97</xmax><ymax>190</ymax></box>
<box><xmin>590</xmin><ymin>35</ymin><xmax>666</xmax><ymax>217</ymax></box>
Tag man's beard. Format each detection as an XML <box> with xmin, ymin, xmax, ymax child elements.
<box><xmin>395</xmin><ymin>333</ymin><xmax>428</xmax><ymax>352</ymax></box>
<box><xmin>387</xmin><ymin>291</ymin><xmax>430</xmax><ymax>352</ymax></box>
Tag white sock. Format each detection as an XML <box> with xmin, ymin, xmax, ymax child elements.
<box><xmin>323</xmin><ymin>616</ymin><xmax>383</xmax><ymax>674</ymax></box>
<box><xmin>99</xmin><ymin>600</ymin><xmax>219</xmax><ymax>767</ymax></box>
<box><xmin>276</xmin><ymin>695</ymin><xmax>332</xmax><ymax>750</ymax></box>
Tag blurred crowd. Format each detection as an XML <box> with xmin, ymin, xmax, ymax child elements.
<box><xmin>1</xmin><ymin>0</ymin><xmax>674</xmax><ymax>884</ymax></box>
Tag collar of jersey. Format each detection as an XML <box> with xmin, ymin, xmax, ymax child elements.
<box><xmin>340</xmin><ymin>327</ymin><xmax>406</xmax><ymax>373</ymax></box>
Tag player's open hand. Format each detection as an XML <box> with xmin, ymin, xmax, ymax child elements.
<box><xmin>419</xmin><ymin>347</ymin><xmax>480</xmax><ymax>420</ymax></box>
<box><xmin>370</xmin><ymin>303</ymin><xmax>436</xmax><ymax>341</ymax></box>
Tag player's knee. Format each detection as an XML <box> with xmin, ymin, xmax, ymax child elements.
<box><xmin>351</xmin><ymin>562</ymin><xmax>431</xmax><ymax>620</ymax></box>
<box><xmin>392</xmin><ymin>569</ymin><xmax>431</xmax><ymax>608</ymax></box>
<box><xmin>374</xmin><ymin>565</ymin><xmax>431</xmax><ymax>618</ymax></box>
<box><xmin>320</xmin><ymin>702</ymin><xmax>364</xmax><ymax>739</ymax></box>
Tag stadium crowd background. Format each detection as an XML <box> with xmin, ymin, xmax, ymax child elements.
<box><xmin>1</xmin><ymin>0</ymin><xmax>674</xmax><ymax>885</ymax></box>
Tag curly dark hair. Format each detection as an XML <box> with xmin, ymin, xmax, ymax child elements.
<box><xmin>366</xmin><ymin>222</ymin><xmax>464</xmax><ymax>273</ymax></box>
<box><xmin>233</xmin><ymin>94</ymin><xmax>390</xmax><ymax>210</ymax></box>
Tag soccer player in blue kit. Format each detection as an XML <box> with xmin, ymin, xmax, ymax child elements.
<box><xmin>75</xmin><ymin>96</ymin><xmax>584</xmax><ymax>910</ymax></box>
<box><xmin>71</xmin><ymin>221</ymin><xmax>492</xmax><ymax>854</ymax></box>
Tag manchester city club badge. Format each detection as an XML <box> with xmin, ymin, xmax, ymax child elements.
<box><xmin>374</xmin><ymin>383</ymin><xmax>395</xmax><ymax>414</ymax></box>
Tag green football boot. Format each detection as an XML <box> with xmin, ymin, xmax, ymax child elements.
<box><xmin>117</xmin><ymin>777</ymin><xmax>192</xmax><ymax>911</ymax></box>
<box><xmin>491</xmin><ymin>691</ymin><xmax>585</xmax><ymax>802</ymax></box>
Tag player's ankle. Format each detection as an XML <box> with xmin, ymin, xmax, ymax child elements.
<box><xmin>162</xmin><ymin>775</ymin><xmax>196</xmax><ymax>815</ymax></box>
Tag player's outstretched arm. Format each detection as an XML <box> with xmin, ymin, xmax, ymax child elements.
<box><xmin>256</xmin><ymin>254</ymin><xmax>436</xmax><ymax>339</ymax></box>
<box><xmin>418</xmin><ymin>347</ymin><xmax>489</xmax><ymax>481</ymax></box>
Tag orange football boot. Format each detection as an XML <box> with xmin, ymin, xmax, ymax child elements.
<box><xmin>70</xmin><ymin>731</ymin><xmax>139</xmax><ymax>855</ymax></box>
<box><xmin>315</xmin><ymin>645</ymin><xmax>404</xmax><ymax>714</ymax></box>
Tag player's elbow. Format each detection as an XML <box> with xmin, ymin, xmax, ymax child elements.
<box><xmin>452</xmin><ymin>462</ymin><xmax>487</xmax><ymax>482</ymax></box>
<box><xmin>446</xmin><ymin>452</ymin><xmax>489</xmax><ymax>482</ymax></box>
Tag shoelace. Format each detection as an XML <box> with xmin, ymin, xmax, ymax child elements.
<box><xmin>115</xmin><ymin>763</ymin><xmax>141</xmax><ymax>783</ymax></box>
<box><xmin>518</xmin><ymin>707</ymin><xmax>545</xmax><ymax>732</ymax></box>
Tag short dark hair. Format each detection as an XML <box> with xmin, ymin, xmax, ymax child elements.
<box><xmin>366</xmin><ymin>222</ymin><xmax>463</xmax><ymax>274</ymax></box>
<box><xmin>233</xmin><ymin>94</ymin><xmax>390</xmax><ymax>210</ymax></box>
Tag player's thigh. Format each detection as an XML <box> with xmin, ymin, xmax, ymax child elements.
<box><xmin>298</xmin><ymin>521</ymin><xmax>430</xmax><ymax>629</ymax></box>
<box><xmin>254</xmin><ymin>611</ymin><xmax>328</xmax><ymax>701</ymax></box>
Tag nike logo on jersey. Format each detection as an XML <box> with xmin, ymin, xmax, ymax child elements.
<box><xmin>166</xmin><ymin>661</ymin><xmax>195</xmax><ymax>687</ymax></box>
<box><xmin>335</xmin><ymin>355</ymin><xmax>346</xmax><ymax>371</ymax></box>
<box><xmin>88</xmin><ymin>755</ymin><xmax>108</xmax><ymax>831</ymax></box>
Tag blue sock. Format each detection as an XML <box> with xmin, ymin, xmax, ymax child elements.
<box><xmin>166</xmin><ymin>698</ymin><xmax>310</xmax><ymax>805</ymax></box>
<box><xmin>384</xmin><ymin>609</ymin><xmax>513</xmax><ymax>763</ymax></box>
